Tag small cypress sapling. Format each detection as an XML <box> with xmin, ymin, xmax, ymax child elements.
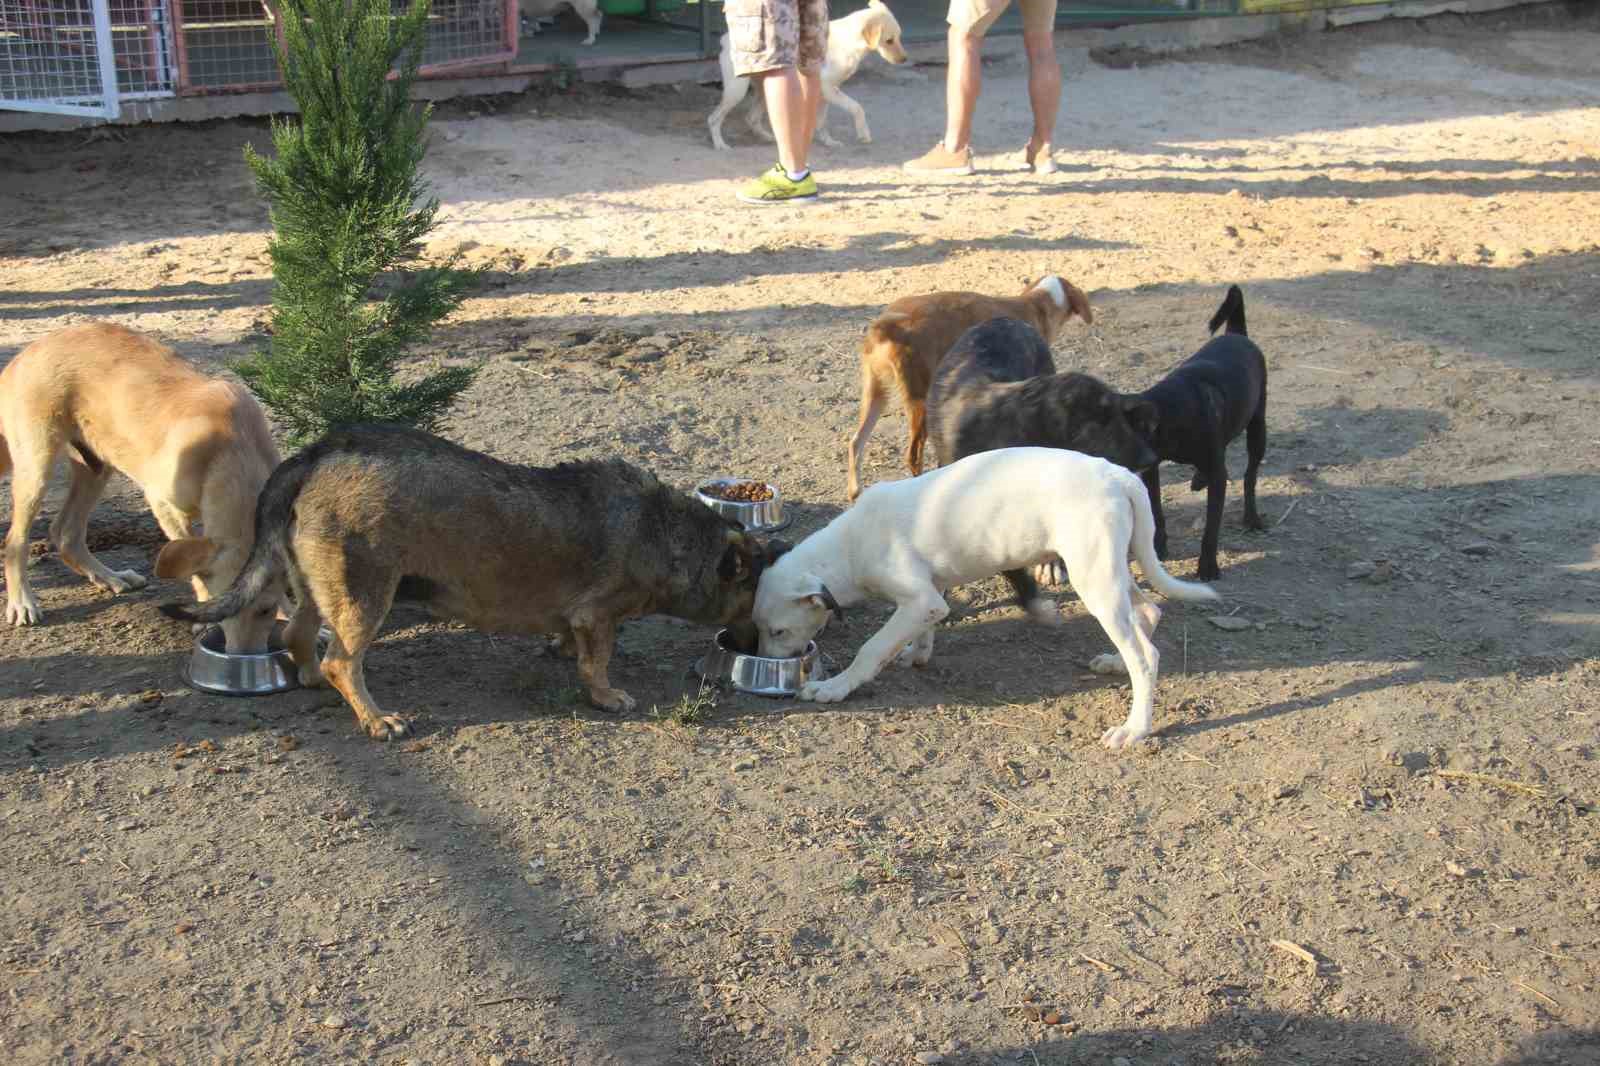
<box><xmin>240</xmin><ymin>0</ymin><xmax>478</xmax><ymax>445</ymax></box>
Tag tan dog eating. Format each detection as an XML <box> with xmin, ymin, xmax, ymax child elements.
<box><xmin>845</xmin><ymin>275</ymin><xmax>1093</xmax><ymax>501</ymax></box>
<box><xmin>0</xmin><ymin>322</ymin><xmax>284</xmax><ymax>652</ymax></box>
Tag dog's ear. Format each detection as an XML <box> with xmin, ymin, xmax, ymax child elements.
<box><xmin>1062</xmin><ymin>279</ymin><xmax>1093</xmax><ymax>325</ymax></box>
<box><xmin>1121</xmin><ymin>395</ymin><xmax>1159</xmax><ymax>435</ymax></box>
<box><xmin>863</xmin><ymin>12</ymin><xmax>882</xmax><ymax>48</ymax></box>
<box><xmin>720</xmin><ymin>528</ymin><xmax>761</xmax><ymax>582</ymax></box>
<box><xmin>155</xmin><ymin>537</ymin><xmax>219</xmax><ymax>580</ymax></box>
<box><xmin>764</xmin><ymin>538</ymin><xmax>794</xmax><ymax>565</ymax></box>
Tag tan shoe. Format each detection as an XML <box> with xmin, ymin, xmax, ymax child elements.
<box><xmin>903</xmin><ymin>141</ymin><xmax>975</xmax><ymax>175</ymax></box>
<box><xmin>1023</xmin><ymin>140</ymin><xmax>1057</xmax><ymax>175</ymax></box>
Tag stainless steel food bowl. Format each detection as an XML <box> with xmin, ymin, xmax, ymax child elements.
<box><xmin>696</xmin><ymin>628</ymin><xmax>824</xmax><ymax>697</ymax></box>
<box><xmin>183</xmin><ymin>624</ymin><xmax>300</xmax><ymax>697</ymax></box>
<box><xmin>694</xmin><ymin>478</ymin><xmax>788</xmax><ymax>533</ymax></box>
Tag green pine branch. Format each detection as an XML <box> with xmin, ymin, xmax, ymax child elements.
<box><xmin>240</xmin><ymin>0</ymin><xmax>480</xmax><ymax>447</ymax></box>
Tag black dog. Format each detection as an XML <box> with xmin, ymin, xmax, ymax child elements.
<box><xmin>925</xmin><ymin>315</ymin><xmax>1160</xmax><ymax>606</ymax></box>
<box><xmin>1136</xmin><ymin>285</ymin><xmax>1266</xmax><ymax>580</ymax></box>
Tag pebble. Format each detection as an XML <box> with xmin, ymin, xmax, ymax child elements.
<box><xmin>1460</xmin><ymin>542</ymin><xmax>1493</xmax><ymax>557</ymax></box>
<box><xmin>1346</xmin><ymin>561</ymin><xmax>1377</xmax><ymax>579</ymax></box>
<box><xmin>321</xmin><ymin>1013</ymin><xmax>348</xmax><ymax>1029</ymax></box>
<box><xmin>732</xmin><ymin>758</ymin><xmax>756</xmax><ymax>773</ymax></box>
<box><xmin>1113</xmin><ymin>1058</ymin><xmax>1133</xmax><ymax>1066</ymax></box>
<box><xmin>914</xmin><ymin>1053</ymin><xmax>945</xmax><ymax>1065</ymax></box>
<box><xmin>1207</xmin><ymin>615</ymin><xmax>1251</xmax><ymax>631</ymax></box>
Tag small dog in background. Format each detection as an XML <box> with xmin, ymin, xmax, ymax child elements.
<box><xmin>519</xmin><ymin>0</ymin><xmax>602</xmax><ymax>46</ymax></box>
<box><xmin>846</xmin><ymin>274</ymin><xmax>1093</xmax><ymax>502</ymax></box>
<box><xmin>709</xmin><ymin>0</ymin><xmax>909</xmax><ymax>151</ymax></box>
<box><xmin>1135</xmin><ymin>285</ymin><xmax>1267</xmax><ymax>580</ymax></box>
<box><xmin>0</xmin><ymin>322</ymin><xmax>284</xmax><ymax>653</ymax></box>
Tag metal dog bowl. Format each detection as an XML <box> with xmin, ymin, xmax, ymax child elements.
<box><xmin>697</xmin><ymin>628</ymin><xmax>825</xmax><ymax>697</ymax></box>
<box><xmin>694</xmin><ymin>478</ymin><xmax>789</xmax><ymax>533</ymax></box>
<box><xmin>182</xmin><ymin>624</ymin><xmax>300</xmax><ymax>697</ymax></box>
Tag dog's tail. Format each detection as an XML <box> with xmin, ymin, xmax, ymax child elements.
<box><xmin>1207</xmin><ymin>285</ymin><xmax>1247</xmax><ymax>337</ymax></box>
<box><xmin>157</xmin><ymin>446</ymin><xmax>316</xmax><ymax>625</ymax></box>
<box><xmin>1122</xmin><ymin>473</ymin><xmax>1221</xmax><ymax>605</ymax></box>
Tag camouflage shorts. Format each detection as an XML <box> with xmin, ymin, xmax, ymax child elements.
<box><xmin>726</xmin><ymin>0</ymin><xmax>829</xmax><ymax>78</ymax></box>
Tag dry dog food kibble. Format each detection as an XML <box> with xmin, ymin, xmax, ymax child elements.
<box><xmin>701</xmin><ymin>480</ymin><xmax>774</xmax><ymax>503</ymax></box>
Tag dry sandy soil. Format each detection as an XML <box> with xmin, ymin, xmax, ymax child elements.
<box><xmin>3</xmin><ymin>5</ymin><xmax>1599</xmax><ymax>1064</ymax></box>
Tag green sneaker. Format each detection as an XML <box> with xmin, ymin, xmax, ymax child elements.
<box><xmin>737</xmin><ymin>163</ymin><xmax>819</xmax><ymax>206</ymax></box>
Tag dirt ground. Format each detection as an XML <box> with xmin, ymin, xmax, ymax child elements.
<box><xmin>3</xmin><ymin>4</ymin><xmax>1600</xmax><ymax>1064</ymax></box>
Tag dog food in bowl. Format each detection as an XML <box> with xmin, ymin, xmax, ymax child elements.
<box><xmin>694</xmin><ymin>477</ymin><xmax>788</xmax><ymax>533</ymax></box>
<box><xmin>699</xmin><ymin>480</ymin><xmax>775</xmax><ymax>503</ymax></box>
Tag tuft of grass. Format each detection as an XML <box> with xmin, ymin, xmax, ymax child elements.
<box><xmin>654</xmin><ymin>683</ymin><xmax>719</xmax><ymax>726</ymax></box>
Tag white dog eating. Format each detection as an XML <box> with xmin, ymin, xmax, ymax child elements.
<box><xmin>752</xmin><ymin>447</ymin><xmax>1221</xmax><ymax>750</ymax></box>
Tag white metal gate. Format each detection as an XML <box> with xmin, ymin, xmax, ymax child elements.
<box><xmin>0</xmin><ymin>0</ymin><xmax>177</xmax><ymax>119</ymax></box>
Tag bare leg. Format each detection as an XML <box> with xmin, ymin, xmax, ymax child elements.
<box><xmin>758</xmin><ymin>68</ymin><xmax>822</xmax><ymax>174</ymax></box>
<box><xmin>941</xmin><ymin>25</ymin><xmax>983</xmax><ymax>152</ymax></box>
<box><xmin>1022</xmin><ymin>24</ymin><xmax>1061</xmax><ymax>157</ymax></box>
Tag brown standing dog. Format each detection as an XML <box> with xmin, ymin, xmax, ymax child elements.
<box><xmin>160</xmin><ymin>425</ymin><xmax>783</xmax><ymax>740</ymax></box>
<box><xmin>1</xmin><ymin>322</ymin><xmax>284</xmax><ymax>651</ymax></box>
<box><xmin>845</xmin><ymin>275</ymin><xmax>1093</xmax><ymax>501</ymax></box>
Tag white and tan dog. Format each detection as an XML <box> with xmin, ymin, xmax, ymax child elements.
<box><xmin>752</xmin><ymin>447</ymin><xmax>1220</xmax><ymax>750</ymax></box>
<box><xmin>708</xmin><ymin>0</ymin><xmax>909</xmax><ymax>151</ymax></box>
<box><xmin>1</xmin><ymin>322</ymin><xmax>285</xmax><ymax>652</ymax></box>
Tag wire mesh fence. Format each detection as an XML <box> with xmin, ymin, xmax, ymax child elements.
<box><xmin>1</xmin><ymin>0</ymin><xmax>177</xmax><ymax>114</ymax></box>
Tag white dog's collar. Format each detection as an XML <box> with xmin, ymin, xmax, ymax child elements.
<box><xmin>819</xmin><ymin>584</ymin><xmax>844</xmax><ymax>618</ymax></box>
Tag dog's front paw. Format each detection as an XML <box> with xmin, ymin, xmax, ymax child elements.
<box><xmin>589</xmin><ymin>687</ymin><xmax>637</xmax><ymax>714</ymax></box>
<box><xmin>96</xmin><ymin>568</ymin><xmax>148</xmax><ymax>594</ymax></box>
<box><xmin>893</xmin><ymin>642</ymin><xmax>919</xmax><ymax>668</ymax></box>
<box><xmin>799</xmin><ymin>676</ymin><xmax>852</xmax><ymax>703</ymax></box>
<box><xmin>297</xmin><ymin>663</ymin><xmax>326</xmax><ymax>689</ymax></box>
<box><xmin>1101</xmin><ymin>723</ymin><xmax>1151</xmax><ymax>751</ymax></box>
<box><xmin>366</xmin><ymin>715</ymin><xmax>411</xmax><ymax>741</ymax></box>
<box><xmin>1033</xmin><ymin>559</ymin><xmax>1066</xmax><ymax>587</ymax></box>
<box><xmin>1197</xmin><ymin>557</ymin><xmax>1221</xmax><ymax>582</ymax></box>
<box><xmin>1088</xmin><ymin>652</ymin><xmax>1128</xmax><ymax>676</ymax></box>
<box><xmin>816</xmin><ymin>129</ymin><xmax>842</xmax><ymax>149</ymax></box>
<box><xmin>856</xmin><ymin>127</ymin><xmax>873</xmax><ymax>144</ymax></box>
<box><xmin>1244</xmin><ymin>511</ymin><xmax>1266</xmax><ymax>532</ymax></box>
<box><xmin>6</xmin><ymin>596</ymin><xmax>42</xmax><ymax>626</ymax></box>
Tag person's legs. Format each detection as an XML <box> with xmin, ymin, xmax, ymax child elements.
<box><xmin>1019</xmin><ymin>0</ymin><xmax>1060</xmax><ymax>172</ymax></box>
<box><xmin>904</xmin><ymin>0</ymin><xmax>1004</xmax><ymax>174</ymax></box>
<box><xmin>759</xmin><ymin>67</ymin><xmax>813</xmax><ymax>176</ymax></box>
<box><xmin>733</xmin><ymin>0</ymin><xmax>827</xmax><ymax>203</ymax></box>
<box><xmin>941</xmin><ymin>23</ymin><xmax>983</xmax><ymax>153</ymax></box>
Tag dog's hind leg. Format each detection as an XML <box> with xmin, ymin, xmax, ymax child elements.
<box><xmin>305</xmin><ymin>547</ymin><xmax>408</xmax><ymax>740</ymax></box>
<box><xmin>708</xmin><ymin>77</ymin><xmax>748</xmax><ymax>150</ymax></box>
<box><xmin>1196</xmin><ymin>451</ymin><xmax>1228</xmax><ymax>581</ymax></box>
<box><xmin>906</xmin><ymin>400</ymin><xmax>929</xmax><ymax>476</ymax></box>
<box><xmin>569</xmin><ymin>608</ymin><xmax>635</xmax><ymax>713</ymax></box>
<box><xmin>1243</xmin><ymin>395</ymin><xmax>1266</xmax><ymax>531</ymax></box>
<box><xmin>1073</xmin><ymin>569</ymin><xmax>1160</xmax><ymax>751</ymax></box>
<box><xmin>284</xmin><ymin>568</ymin><xmax>325</xmax><ymax>689</ymax></box>
<box><xmin>1141</xmin><ymin>465</ymin><xmax>1170</xmax><ymax>560</ymax></box>
<box><xmin>847</xmin><ymin>364</ymin><xmax>889</xmax><ymax>502</ymax></box>
<box><xmin>4</xmin><ymin>429</ymin><xmax>62</xmax><ymax>626</ymax></box>
<box><xmin>53</xmin><ymin>455</ymin><xmax>146</xmax><ymax>595</ymax></box>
